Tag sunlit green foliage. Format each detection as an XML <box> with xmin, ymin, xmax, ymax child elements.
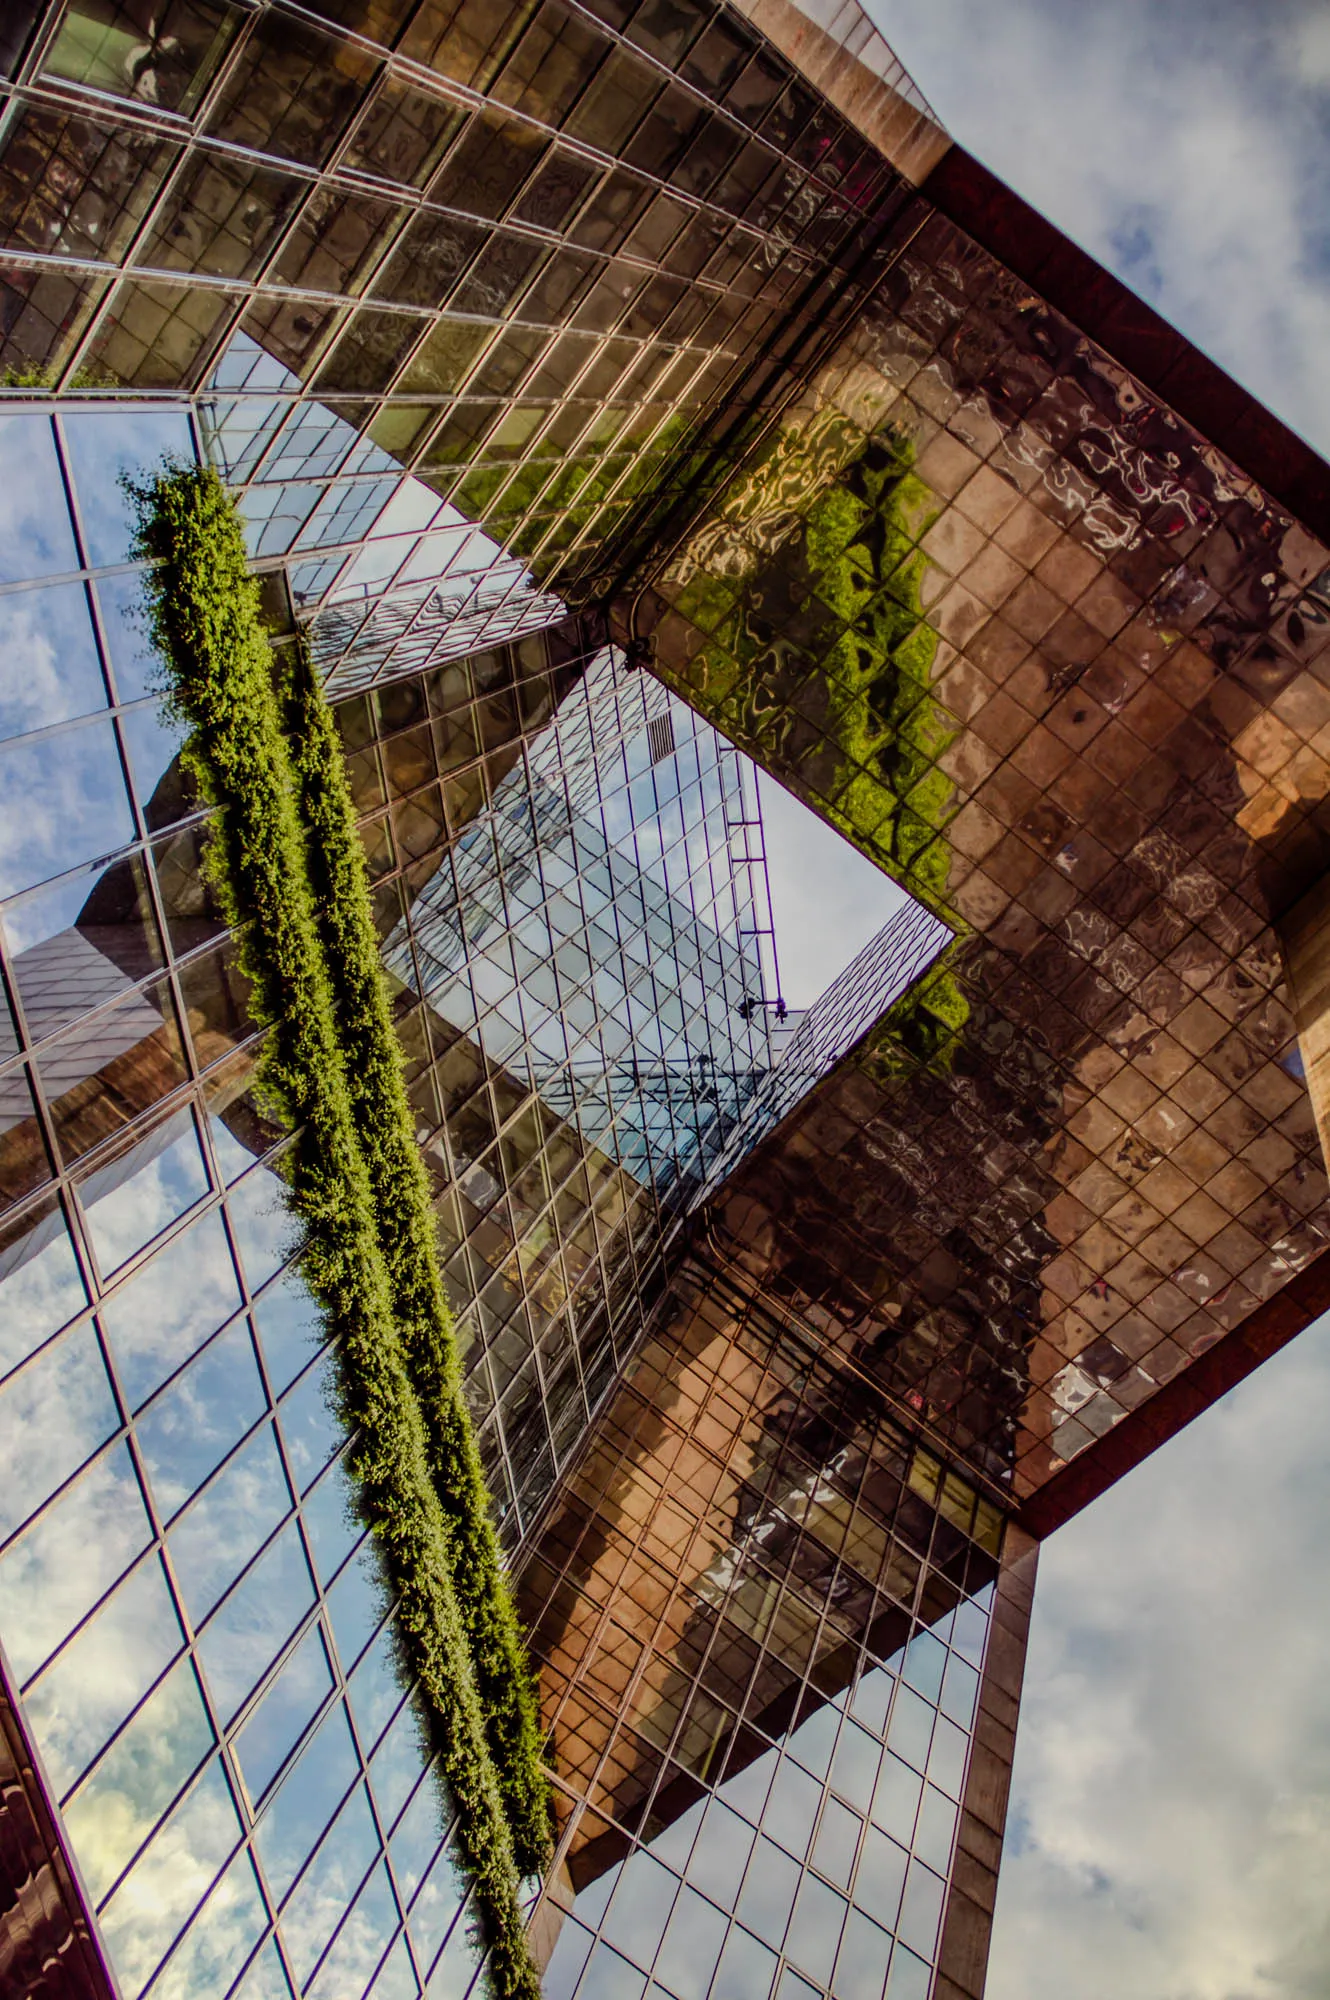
<box><xmin>132</xmin><ymin>463</ymin><xmax>546</xmax><ymax>2000</ymax></box>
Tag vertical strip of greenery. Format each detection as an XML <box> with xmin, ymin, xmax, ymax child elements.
<box><xmin>131</xmin><ymin>464</ymin><xmax>542</xmax><ymax>2000</ymax></box>
<box><xmin>281</xmin><ymin>638</ymin><xmax>550</xmax><ymax>1877</ymax></box>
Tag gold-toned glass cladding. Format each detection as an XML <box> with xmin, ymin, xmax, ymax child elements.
<box><xmin>519</xmin><ymin>1244</ymin><xmax>1007</xmax><ymax>2000</ymax></box>
<box><xmin>626</xmin><ymin>207</ymin><xmax>1330</xmax><ymax>1497</ymax></box>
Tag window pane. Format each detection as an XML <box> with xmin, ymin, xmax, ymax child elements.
<box><xmin>600</xmin><ymin>1853</ymin><xmax>678</xmax><ymax>1967</ymax></box>
<box><xmin>784</xmin><ymin>1874</ymin><xmax>845</xmax><ymax>1989</ymax></box>
<box><xmin>735</xmin><ymin>1838</ymin><xmax>799</xmax><ymax>1949</ymax></box>
<box><xmin>831</xmin><ymin>1909</ymin><xmax>889</xmax><ymax>2000</ymax></box>
<box><xmin>710</xmin><ymin>1925</ymin><xmax>775</xmax><ymax>2000</ymax></box>
<box><xmin>169</xmin><ymin>1421</ymin><xmax>292</xmax><ymax>1626</ymax></box>
<box><xmin>98</xmin><ymin>1759</ymin><xmax>244</xmax><ymax>1997</ymax></box>
<box><xmin>870</xmin><ymin>1755</ymin><xmax>921</xmax><ymax>1847</ymax></box>
<box><xmin>883</xmin><ymin>1945</ymin><xmax>928</xmax><ymax>2000</ymax></box>
<box><xmin>278</xmin><ymin>1780</ymin><xmax>381</xmax><ymax>1986</ymax></box>
<box><xmin>763</xmin><ymin>1757</ymin><xmax>822</xmax><ymax>1861</ymax></box>
<box><xmin>652</xmin><ymin>1886</ymin><xmax>727</xmax><ymax>2000</ymax></box>
<box><xmin>5</xmin><ymin>849</ymin><xmax>164</xmax><ymax>1043</ymax></box>
<box><xmin>885</xmin><ymin>1690</ymin><xmax>933</xmax><ymax>1778</ymax></box>
<box><xmin>121</xmin><ymin>699</ymin><xmax>191</xmax><ymax>827</ymax></box>
<box><xmin>0</xmin><ymin>1439</ymin><xmax>149</xmax><ymax>1678</ymax></box>
<box><xmin>387</xmin><ymin>1771</ymin><xmax>445</xmax><ymax>1905</ymax></box>
<box><xmin>150</xmin><ymin>1845</ymin><xmax>268</xmax><ymax>2000</ymax></box>
<box><xmin>251</xmin><ymin>1263</ymin><xmax>327</xmax><ymax>1393</ymax></box>
<box><xmin>348</xmin><ymin>1619</ymin><xmax>409</xmax><ymax>1753</ymax></box>
<box><xmin>136</xmin><ymin>1317</ymin><xmax>267</xmax><ymax>1519</ymax></box>
<box><xmin>368</xmin><ymin>1698</ymin><xmax>428</xmax><ymax>1832</ymax></box>
<box><xmin>304</xmin><ymin>1454</ymin><xmax>368</xmax><ymax>1589</ymax></box>
<box><xmin>236</xmin><ymin>1623</ymin><xmax>334</xmax><ymax>1806</ymax></box>
<box><xmin>99</xmin><ymin>1204</ymin><xmax>240</xmax><ymax>1407</ymax></box>
<box><xmin>0</xmin><ymin>414</ymin><xmax>76</xmax><ymax>584</ymax></box>
<box><xmin>0</xmin><ymin>1318</ymin><xmax>118</xmax><ymax>1543</ymax></box>
<box><xmin>0</xmin><ymin>581</ymin><xmax>105</xmax><ymax>742</ymax></box>
<box><xmin>684</xmin><ymin>1802</ymin><xmax>752</xmax><ymax>1909</ymax></box>
<box><xmin>227</xmin><ymin>1163</ymin><xmax>298</xmax><ymax>1290</ymax></box>
<box><xmin>813</xmin><ymin>1798</ymin><xmax>862</xmax><ymax>1892</ymax></box>
<box><xmin>196</xmin><ymin>1519</ymin><xmax>313</xmax><ymax>1723</ymax></box>
<box><xmin>229</xmin><ymin>1938</ymin><xmax>293</xmax><ymax>2000</ymax></box>
<box><xmin>278</xmin><ymin>1349</ymin><xmax>344</xmax><ymax>1493</ymax></box>
<box><xmin>79</xmin><ymin>1109</ymin><xmax>209</xmax><ymax>1274</ymax></box>
<box><xmin>60</xmin><ymin>408</ymin><xmax>195</xmax><ymax>567</ymax></box>
<box><xmin>0</xmin><ymin>716</ymin><xmax>133</xmax><ymax>899</ymax></box>
<box><xmin>304</xmin><ymin>1859</ymin><xmax>400</xmax><ymax>2000</ymax></box>
<box><xmin>24</xmin><ymin>1553</ymin><xmax>183</xmax><ymax>1792</ymax></box>
<box><xmin>894</xmin><ymin>1862</ymin><xmax>944</xmax><ymax>1964</ymax></box>
<box><xmin>42</xmin><ymin>0</ymin><xmax>241</xmax><ymax>117</ymax></box>
<box><xmin>366</xmin><ymin>1931</ymin><xmax>417</xmax><ymax>2000</ymax></box>
<box><xmin>255</xmin><ymin>1698</ymin><xmax>360</xmax><ymax>1905</ymax></box>
<box><xmin>851</xmin><ymin>1827</ymin><xmax>906</xmax><ymax>1931</ymax></box>
<box><xmin>0</xmin><ymin>1194</ymin><xmax>86</xmax><ymax>1379</ymax></box>
<box><xmin>406</xmin><ymin>1836</ymin><xmax>466</xmax><ymax>1974</ymax></box>
<box><xmin>63</xmin><ymin>1655</ymin><xmax>214</xmax><ymax>1902</ymax></box>
<box><xmin>95</xmin><ymin>569</ymin><xmax>160</xmax><ymax>703</ymax></box>
<box><xmin>43</xmin><ymin>979</ymin><xmax>189</xmax><ymax>1174</ymax></box>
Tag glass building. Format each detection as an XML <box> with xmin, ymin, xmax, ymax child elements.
<box><xmin>3</xmin><ymin>5</ymin><xmax>1330</xmax><ymax>2000</ymax></box>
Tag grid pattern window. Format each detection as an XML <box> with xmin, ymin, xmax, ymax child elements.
<box><xmin>207</xmin><ymin>331</ymin><xmax>568</xmax><ymax>690</ymax></box>
<box><xmin>0</xmin><ymin>402</ymin><xmax>495</xmax><ymax>1998</ymax></box>
<box><xmin>1</xmin><ymin>0</ymin><xmax>914</xmax><ymax>628</ymax></box>
<box><xmin>0</xmin><ymin>1136</ymin><xmax>487</xmax><ymax>2000</ymax></box>
<box><xmin>374</xmin><ymin>644</ymin><xmax>781</xmax><ymax>1535</ymax></box>
<box><xmin>638</xmin><ymin>203</ymin><xmax>1330</xmax><ymax>1501</ymax></box>
<box><xmin>519</xmin><ymin>1260</ymin><xmax>1005</xmax><ymax>2000</ymax></box>
<box><xmin>0</xmin><ymin>391</ymin><xmax>794</xmax><ymax>1996</ymax></box>
<box><xmin>387</xmin><ymin>649</ymin><xmax>775</xmax><ymax>1197</ymax></box>
<box><xmin>698</xmin><ymin>898</ymin><xmax>952</xmax><ymax>1202</ymax></box>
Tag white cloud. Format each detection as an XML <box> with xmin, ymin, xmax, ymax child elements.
<box><xmin>758</xmin><ymin>769</ymin><xmax>910</xmax><ymax>1009</ymax></box>
<box><xmin>986</xmin><ymin>1311</ymin><xmax>1330</xmax><ymax>1999</ymax></box>
<box><xmin>869</xmin><ymin>0</ymin><xmax>1330</xmax><ymax>459</ymax></box>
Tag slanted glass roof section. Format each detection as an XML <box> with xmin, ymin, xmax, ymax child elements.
<box><xmin>386</xmin><ymin>646</ymin><xmax>777</xmax><ymax>1197</ymax></box>
<box><xmin>205</xmin><ymin>332</ymin><xmax>567</xmax><ymax>690</ymax></box>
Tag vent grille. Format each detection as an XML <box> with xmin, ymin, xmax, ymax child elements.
<box><xmin>646</xmin><ymin>712</ymin><xmax>676</xmax><ymax>764</ymax></box>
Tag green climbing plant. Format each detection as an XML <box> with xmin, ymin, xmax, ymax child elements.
<box><xmin>131</xmin><ymin>462</ymin><xmax>548</xmax><ymax>2000</ymax></box>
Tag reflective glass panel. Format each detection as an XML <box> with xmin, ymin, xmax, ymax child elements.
<box><xmin>98</xmin><ymin>1758</ymin><xmax>244</xmax><ymax>1998</ymax></box>
<box><xmin>63</xmin><ymin>1655</ymin><xmax>214</xmax><ymax>1902</ymax></box>
<box><xmin>0</xmin><ymin>415</ymin><xmax>77</xmax><ymax>584</ymax></box>
<box><xmin>0</xmin><ymin>1318</ymin><xmax>119</xmax><ymax>1543</ymax></box>
<box><xmin>0</xmin><ymin>716</ymin><xmax>133</xmax><ymax>900</ymax></box>
<box><xmin>0</xmin><ymin>1195</ymin><xmax>86</xmax><ymax>1379</ymax></box>
<box><xmin>98</xmin><ymin>1202</ymin><xmax>239</xmax><ymax>1406</ymax></box>
<box><xmin>235</xmin><ymin>1622</ymin><xmax>334</xmax><ymax>1806</ymax></box>
<box><xmin>195</xmin><ymin>1519</ymin><xmax>313</xmax><ymax>1723</ymax></box>
<box><xmin>168</xmin><ymin>1420</ymin><xmax>291</xmax><ymax>1626</ymax></box>
<box><xmin>0</xmin><ymin>581</ymin><xmax>105</xmax><ymax>741</ymax></box>
<box><xmin>24</xmin><ymin>1553</ymin><xmax>183</xmax><ymax>1792</ymax></box>
<box><xmin>136</xmin><ymin>1317</ymin><xmax>267</xmax><ymax>1518</ymax></box>
<box><xmin>60</xmin><ymin>408</ymin><xmax>194</xmax><ymax>568</ymax></box>
<box><xmin>79</xmin><ymin>1108</ymin><xmax>210</xmax><ymax>1276</ymax></box>
<box><xmin>255</xmin><ymin>1698</ymin><xmax>360</xmax><ymax>1905</ymax></box>
<box><xmin>0</xmin><ymin>1438</ymin><xmax>149</xmax><ymax>1679</ymax></box>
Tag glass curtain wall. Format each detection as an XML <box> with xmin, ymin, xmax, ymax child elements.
<box><xmin>0</xmin><ymin>388</ymin><xmax>788</xmax><ymax>2000</ymax></box>
<box><xmin>519</xmin><ymin>1253</ymin><xmax>1006</xmax><ymax>2000</ymax></box>
<box><xmin>1</xmin><ymin>0</ymin><xmax>919</xmax><ymax>660</ymax></box>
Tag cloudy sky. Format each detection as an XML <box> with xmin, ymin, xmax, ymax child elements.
<box><xmin>830</xmin><ymin>0</ymin><xmax>1330</xmax><ymax>1993</ymax></box>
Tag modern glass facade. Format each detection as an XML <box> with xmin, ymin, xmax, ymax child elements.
<box><xmin>4</xmin><ymin>4</ymin><xmax>1330</xmax><ymax>2000</ymax></box>
<box><xmin>0</xmin><ymin>400</ymin><xmax>782</xmax><ymax>1998</ymax></box>
<box><xmin>522</xmin><ymin>1255</ymin><xmax>1005</xmax><ymax>2000</ymax></box>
